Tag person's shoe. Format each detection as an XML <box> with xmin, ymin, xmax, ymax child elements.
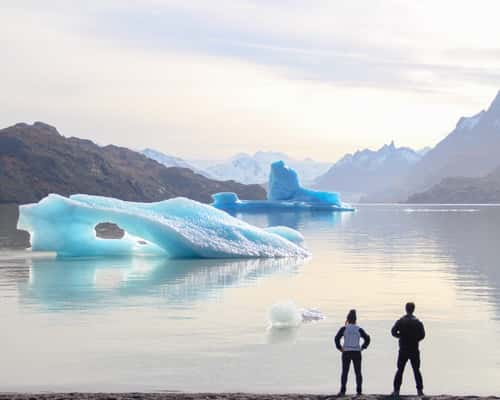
<box><xmin>417</xmin><ymin>389</ymin><xmax>425</xmax><ymax>396</ymax></box>
<box><xmin>390</xmin><ymin>390</ymin><xmax>400</xmax><ymax>398</ymax></box>
<box><xmin>356</xmin><ymin>392</ymin><xmax>363</xmax><ymax>396</ymax></box>
<box><xmin>336</xmin><ymin>391</ymin><xmax>346</xmax><ymax>397</ymax></box>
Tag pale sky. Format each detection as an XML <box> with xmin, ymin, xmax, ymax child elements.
<box><xmin>2</xmin><ymin>0</ymin><xmax>500</xmax><ymax>162</ymax></box>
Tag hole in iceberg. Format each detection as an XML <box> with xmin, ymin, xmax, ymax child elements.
<box><xmin>94</xmin><ymin>222</ymin><xmax>125</xmax><ymax>239</ymax></box>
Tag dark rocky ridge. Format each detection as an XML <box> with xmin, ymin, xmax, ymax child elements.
<box><xmin>0</xmin><ymin>204</ymin><xmax>30</xmax><ymax>248</ymax></box>
<box><xmin>0</xmin><ymin>122</ymin><xmax>266</xmax><ymax>204</ymax></box>
<box><xmin>407</xmin><ymin>165</ymin><xmax>500</xmax><ymax>203</ymax></box>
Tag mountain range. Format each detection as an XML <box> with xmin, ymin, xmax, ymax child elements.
<box><xmin>0</xmin><ymin>122</ymin><xmax>266</xmax><ymax>204</ymax></box>
<box><xmin>3</xmin><ymin>91</ymin><xmax>500</xmax><ymax>205</ymax></box>
<box><xmin>312</xmin><ymin>141</ymin><xmax>423</xmax><ymax>201</ymax></box>
<box><xmin>141</xmin><ymin>148</ymin><xmax>212</xmax><ymax>178</ymax></box>
<box><xmin>142</xmin><ymin>150</ymin><xmax>332</xmax><ymax>185</ymax></box>
<box><xmin>364</xmin><ymin>90</ymin><xmax>500</xmax><ymax>202</ymax></box>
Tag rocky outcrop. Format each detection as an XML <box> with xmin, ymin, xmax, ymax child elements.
<box><xmin>0</xmin><ymin>122</ymin><xmax>266</xmax><ymax>204</ymax></box>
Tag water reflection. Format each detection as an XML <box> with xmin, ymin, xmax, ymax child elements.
<box><xmin>231</xmin><ymin>209</ymin><xmax>346</xmax><ymax>231</ymax></box>
<box><xmin>327</xmin><ymin>205</ymin><xmax>500</xmax><ymax>318</ymax></box>
<box><xmin>18</xmin><ymin>256</ymin><xmax>306</xmax><ymax>311</ymax></box>
<box><xmin>267</xmin><ymin>326</ymin><xmax>300</xmax><ymax>344</ymax></box>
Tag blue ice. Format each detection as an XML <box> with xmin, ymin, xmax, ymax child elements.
<box><xmin>212</xmin><ymin>161</ymin><xmax>355</xmax><ymax>212</ymax></box>
<box><xmin>17</xmin><ymin>194</ymin><xmax>310</xmax><ymax>258</ymax></box>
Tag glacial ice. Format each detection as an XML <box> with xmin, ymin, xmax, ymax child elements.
<box><xmin>269</xmin><ymin>301</ymin><xmax>303</xmax><ymax>328</ymax></box>
<box><xmin>268</xmin><ymin>160</ymin><xmax>341</xmax><ymax>203</ymax></box>
<box><xmin>212</xmin><ymin>160</ymin><xmax>355</xmax><ymax>212</ymax></box>
<box><xmin>269</xmin><ymin>300</ymin><xmax>325</xmax><ymax>328</ymax></box>
<box><xmin>17</xmin><ymin>194</ymin><xmax>310</xmax><ymax>258</ymax></box>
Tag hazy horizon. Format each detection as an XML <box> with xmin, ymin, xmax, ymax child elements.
<box><xmin>2</xmin><ymin>1</ymin><xmax>500</xmax><ymax>161</ymax></box>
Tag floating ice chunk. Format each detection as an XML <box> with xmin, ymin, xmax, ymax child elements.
<box><xmin>212</xmin><ymin>161</ymin><xmax>354</xmax><ymax>212</ymax></box>
<box><xmin>269</xmin><ymin>301</ymin><xmax>326</xmax><ymax>328</ymax></box>
<box><xmin>17</xmin><ymin>194</ymin><xmax>310</xmax><ymax>259</ymax></box>
<box><xmin>301</xmin><ymin>308</ymin><xmax>325</xmax><ymax>322</ymax></box>
<box><xmin>269</xmin><ymin>301</ymin><xmax>303</xmax><ymax>328</ymax></box>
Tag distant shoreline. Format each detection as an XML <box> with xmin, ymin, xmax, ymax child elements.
<box><xmin>0</xmin><ymin>394</ymin><xmax>499</xmax><ymax>400</ymax></box>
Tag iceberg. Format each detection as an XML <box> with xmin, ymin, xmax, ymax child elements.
<box><xmin>17</xmin><ymin>194</ymin><xmax>310</xmax><ymax>258</ymax></box>
<box><xmin>212</xmin><ymin>160</ymin><xmax>355</xmax><ymax>212</ymax></box>
<box><xmin>269</xmin><ymin>301</ymin><xmax>325</xmax><ymax>328</ymax></box>
<box><xmin>269</xmin><ymin>301</ymin><xmax>303</xmax><ymax>328</ymax></box>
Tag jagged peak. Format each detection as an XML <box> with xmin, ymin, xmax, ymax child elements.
<box><xmin>487</xmin><ymin>89</ymin><xmax>500</xmax><ymax>112</ymax></box>
<box><xmin>455</xmin><ymin>110</ymin><xmax>485</xmax><ymax>131</ymax></box>
<box><xmin>378</xmin><ymin>140</ymin><xmax>397</xmax><ymax>152</ymax></box>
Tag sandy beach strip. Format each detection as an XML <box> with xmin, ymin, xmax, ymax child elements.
<box><xmin>0</xmin><ymin>394</ymin><xmax>499</xmax><ymax>400</ymax></box>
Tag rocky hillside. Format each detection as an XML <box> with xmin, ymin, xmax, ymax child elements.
<box><xmin>407</xmin><ymin>165</ymin><xmax>500</xmax><ymax>203</ymax></box>
<box><xmin>0</xmin><ymin>122</ymin><xmax>266</xmax><ymax>204</ymax></box>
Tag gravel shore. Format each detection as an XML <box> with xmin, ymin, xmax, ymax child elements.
<box><xmin>0</xmin><ymin>394</ymin><xmax>498</xmax><ymax>400</ymax></box>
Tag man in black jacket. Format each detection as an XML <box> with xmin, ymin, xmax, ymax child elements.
<box><xmin>391</xmin><ymin>302</ymin><xmax>425</xmax><ymax>396</ymax></box>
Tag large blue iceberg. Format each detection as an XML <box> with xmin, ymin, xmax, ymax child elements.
<box><xmin>17</xmin><ymin>194</ymin><xmax>310</xmax><ymax>258</ymax></box>
<box><xmin>212</xmin><ymin>160</ymin><xmax>354</xmax><ymax>212</ymax></box>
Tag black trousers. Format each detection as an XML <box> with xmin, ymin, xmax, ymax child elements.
<box><xmin>340</xmin><ymin>351</ymin><xmax>362</xmax><ymax>393</ymax></box>
<box><xmin>393</xmin><ymin>349</ymin><xmax>423</xmax><ymax>391</ymax></box>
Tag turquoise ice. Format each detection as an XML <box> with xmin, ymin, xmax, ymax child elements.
<box><xmin>17</xmin><ymin>194</ymin><xmax>310</xmax><ymax>258</ymax></box>
<box><xmin>212</xmin><ymin>160</ymin><xmax>355</xmax><ymax>212</ymax></box>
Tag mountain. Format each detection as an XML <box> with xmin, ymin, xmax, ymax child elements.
<box><xmin>313</xmin><ymin>141</ymin><xmax>422</xmax><ymax>200</ymax></box>
<box><xmin>417</xmin><ymin>146</ymin><xmax>432</xmax><ymax>156</ymax></box>
<box><xmin>366</xmin><ymin>90</ymin><xmax>500</xmax><ymax>202</ymax></box>
<box><xmin>141</xmin><ymin>148</ymin><xmax>212</xmax><ymax>178</ymax></box>
<box><xmin>203</xmin><ymin>151</ymin><xmax>332</xmax><ymax>185</ymax></box>
<box><xmin>407</xmin><ymin>165</ymin><xmax>500</xmax><ymax>203</ymax></box>
<box><xmin>0</xmin><ymin>122</ymin><xmax>266</xmax><ymax>204</ymax></box>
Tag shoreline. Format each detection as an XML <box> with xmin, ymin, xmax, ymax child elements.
<box><xmin>1</xmin><ymin>394</ymin><xmax>499</xmax><ymax>400</ymax></box>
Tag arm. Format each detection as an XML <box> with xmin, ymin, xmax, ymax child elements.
<box><xmin>418</xmin><ymin>321</ymin><xmax>425</xmax><ymax>341</ymax></box>
<box><xmin>359</xmin><ymin>328</ymin><xmax>371</xmax><ymax>350</ymax></box>
<box><xmin>334</xmin><ymin>327</ymin><xmax>345</xmax><ymax>351</ymax></box>
<box><xmin>391</xmin><ymin>319</ymin><xmax>401</xmax><ymax>338</ymax></box>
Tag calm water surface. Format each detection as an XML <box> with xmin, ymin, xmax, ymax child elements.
<box><xmin>1</xmin><ymin>204</ymin><xmax>499</xmax><ymax>394</ymax></box>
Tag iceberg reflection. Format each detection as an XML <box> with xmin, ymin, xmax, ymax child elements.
<box><xmin>19</xmin><ymin>256</ymin><xmax>306</xmax><ymax>311</ymax></box>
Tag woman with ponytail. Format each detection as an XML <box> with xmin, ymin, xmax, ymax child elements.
<box><xmin>334</xmin><ymin>309</ymin><xmax>371</xmax><ymax>396</ymax></box>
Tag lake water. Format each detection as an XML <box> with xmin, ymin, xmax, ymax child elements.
<box><xmin>1</xmin><ymin>204</ymin><xmax>500</xmax><ymax>395</ymax></box>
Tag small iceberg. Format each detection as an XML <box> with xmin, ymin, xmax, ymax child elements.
<box><xmin>212</xmin><ymin>160</ymin><xmax>355</xmax><ymax>212</ymax></box>
<box><xmin>301</xmin><ymin>308</ymin><xmax>325</xmax><ymax>322</ymax></box>
<box><xmin>269</xmin><ymin>301</ymin><xmax>303</xmax><ymax>328</ymax></box>
<box><xmin>269</xmin><ymin>301</ymin><xmax>325</xmax><ymax>328</ymax></box>
<box><xmin>17</xmin><ymin>194</ymin><xmax>311</xmax><ymax>259</ymax></box>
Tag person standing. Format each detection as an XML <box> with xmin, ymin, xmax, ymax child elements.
<box><xmin>334</xmin><ymin>309</ymin><xmax>371</xmax><ymax>396</ymax></box>
<box><xmin>391</xmin><ymin>302</ymin><xmax>426</xmax><ymax>397</ymax></box>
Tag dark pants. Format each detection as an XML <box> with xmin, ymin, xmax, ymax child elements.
<box><xmin>393</xmin><ymin>349</ymin><xmax>423</xmax><ymax>391</ymax></box>
<box><xmin>340</xmin><ymin>351</ymin><xmax>362</xmax><ymax>393</ymax></box>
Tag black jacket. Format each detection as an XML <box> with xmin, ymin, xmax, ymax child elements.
<box><xmin>391</xmin><ymin>314</ymin><xmax>425</xmax><ymax>352</ymax></box>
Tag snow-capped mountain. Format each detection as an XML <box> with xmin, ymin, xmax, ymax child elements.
<box><xmin>365</xmin><ymin>90</ymin><xmax>500</xmax><ymax>202</ymax></box>
<box><xmin>202</xmin><ymin>151</ymin><xmax>332</xmax><ymax>184</ymax></box>
<box><xmin>142</xmin><ymin>148</ymin><xmax>212</xmax><ymax>178</ymax></box>
<box><xmin>313</xmin><ymin>142</ymin><xmax>423</xmax><ymax>200</ymax></box>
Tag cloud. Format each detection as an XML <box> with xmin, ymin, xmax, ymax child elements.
<box><xmin>1</xmin><ymin>1</ymin><xmax>499</xmax><ymax>161</ymax></box>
